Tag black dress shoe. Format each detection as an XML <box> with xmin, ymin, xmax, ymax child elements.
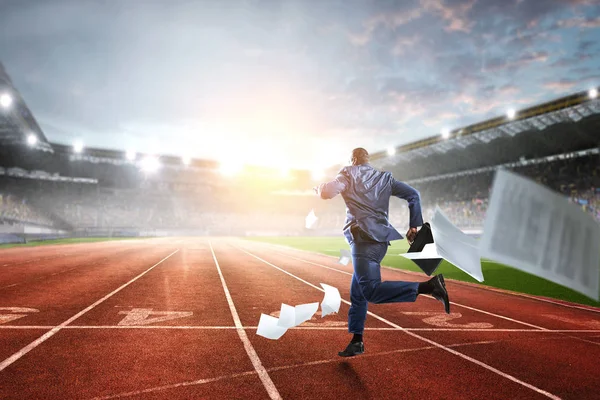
<box><xmin>431</xmin><ymin>274</ymin><xmax>450</xmax><ymax>314</ymax></box>
<box><xmin>338</xmin><ymin>341</ymin><xmax>364</xmax><ymax>357</ymax></box>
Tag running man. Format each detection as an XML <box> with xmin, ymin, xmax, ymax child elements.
<box><xmin>315</xmin><ymin>148</ymin><xmax>450</xmax><ymax>357</ymax></box>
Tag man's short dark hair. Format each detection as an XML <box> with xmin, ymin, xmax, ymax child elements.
<box><xmin>351</xmin><ymin>148</ymin><xmax>369</xmax><ymax>166</ymax></box>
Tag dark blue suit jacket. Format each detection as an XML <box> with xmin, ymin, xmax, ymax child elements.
<box><xmin>317</xmin><ymin>164</ymin><xmax>423</xmax><ymax>244</ymax></box>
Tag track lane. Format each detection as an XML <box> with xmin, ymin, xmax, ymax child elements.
<box><xmin>0</xmin><ymin>240</ymin><xmax>272</xmax><ymax>399</ymax></box>
<box><xmin>234</xmin><ymin>239</ymin><xmax>600</xmax><ymax>399</ymax></box>
<box><xmin>213</xmin><ymin>239</ymin><xmax>558</xmax><ymax>399</ymax></box>
<box><xmin>0</xmin><ymin>240</ymin><xmax>159</xmax><ymax>288</ymax></box>
<box><xmin>0</xmin><ymin>244</ymin><xmax>177</xmax><ymax>325</ymax></box>
<box><xmin>77</xmin><ymin>245</ymin><xmax>235</xmax><ymax>326</ymax></box>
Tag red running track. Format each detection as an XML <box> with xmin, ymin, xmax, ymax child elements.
<box><xmin>0</xmin><ymin>237</ymin><xmax>598</xmax><ymax>399</ymax></box>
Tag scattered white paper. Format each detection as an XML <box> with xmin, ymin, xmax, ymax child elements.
<box><xmin>256</xmin><ymin>314</ymin><xmax>288</xmax><ymax>340</ymax></box>
<box><xmin>320</xmin><ymin>283</ymin><xmax>341</xmax><ymax>317</ymax></box>
<box><xmin>401</xmin><ymin>243</ymin><xmax>441</xmax><ymax>260</ymax></box>
<box><xmin>479</xmin><ymin>169</ymin><xmax>600</xmax><ymax>300</ymax></box>
<box><xmin>338</xmin><ymin>249</ymin><xmax>351</xmax><ymax>265</ymax></box>
<box><xmin>294</xmin><ymin>303</ymin><xmax>319</xmax><ymax>325</ymax></box>
<box><xmin>305</xmin><ymin>209</ymin><xmax>319</xmax><ymax>229</ymax></box>
<box><xmin>275</xmin><ymin>303</ymin><xmax>319</xmax><ymax>328</ymax></box>
<box><xmin>276</xmin><ymin>304</ymin><xmax>296</xmax><ymax>329</ymax></box>
<box><xmin>431</xmin><ymin>207</ymin><xmax>484</xmax><ymax>282</ymax></box>
<box><xmin>256</xmin><ymin>289</ymin><xmax>340</xmax><ymax>340</ymax></box>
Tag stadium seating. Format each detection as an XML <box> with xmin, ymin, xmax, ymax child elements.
<box><xmin>0</xmin><ymin>152</ymin><xmax>597</xmax><ymax>234</ymax></box>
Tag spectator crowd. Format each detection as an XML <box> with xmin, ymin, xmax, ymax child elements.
<box><xmin>0</xmin><ymin>153</ymin><xmax>598</xmax><ymax>234</ymax></box>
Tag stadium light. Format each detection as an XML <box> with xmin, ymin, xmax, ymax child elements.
<box><xmin>0</xmin><ymin>93</ymin><xmax>12</xmax><ymax>108</ymax></box>
<box><xmin>441</xmin><ymin>128</ymin><xmax>451</xmax><ymax>139</ymax></box>
<box><xmin>506</xmin><ymin>108</ymin><xmax>516</xmax><ymax>120</ymax></box>
<box><xmin>126</xmin><ymin>150</ymin><xmax>136</xmax><ymax>161</ymax></box>
<box><xmin>73</xmin><ymin>141</ymin><xmax>84</xmax><ymax>153</ymax></box>
<box><xmin>589</xmin><ymin>88</ymin><xmax>598</xmax><ymax>99</ymax></box>
<box><xmin>182</xmin><ymin>155</ymin><xmax>191</xmax><ymax>166</ymax></box>
<box><xmin>140</xmin><ymin>156</ymin><xmax>161</xmax><ymax>172</ymax></box>
<box><xmin>219</xmin><ymin>161</ymin><xmax>243</xmax><ymax>177</ymax></box>
<box><xmin>26</xmin><ymin>134</ymin><xmax>37</xmax><ymax>146</ymax></box>
<box><xmin>387</xmin><ymin>147</ymin><xmax>396</xmax><ymax>156</ymax></box>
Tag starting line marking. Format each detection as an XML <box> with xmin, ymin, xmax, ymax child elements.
<box><xmin>236</xmin><ymin>244</ymin><xmax>562</xmax><ymax>400</ymax></box>
<box><xmin>0</xmin><ymin>249</ymin><xmax>180</xmax><ymax>373</ymax></box>
<box><xmin>0</xmin><ymin>307</ymin><xmax>39</xmax><ymax>325</ymax></box>
<box><xmin>401</xmin><ymin>312</ymin><xmax>494</xmax><ymax>329</ymax></box>
<box><xmin>117</xmin><ymin>309</ymin><xmax>193</xmax><ymax>326</ymax></box>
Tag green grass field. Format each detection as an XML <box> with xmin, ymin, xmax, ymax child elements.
<box><xmin>248</xmin><ymin>236</ymin><xmax>600</xmax><ymax>307</ymax></box>
<box><xmin>0</xmin><ymin>237</ymin><xmax>144</xmax><ymax>249</ymax></box>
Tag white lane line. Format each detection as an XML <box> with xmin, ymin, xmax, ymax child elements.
<box><xmin>209</xmin><ymin>241</ymin><xmax>282</xmax><ymax>400</ymax></box>
<box><xmin>256</xmin><ymin>240</ymin><xmax>600</xmax><ymax>315</ymax></box>
<box><xmin>0</xmin><ymin>326</ymin><xmax>55</xmax><ymax>329</ymax></box>
<box><xmin>0</xmin><ymin>249</ymin><xmax>180</xmax><ymax>373</ymax></box>
<box><xmin>0</xmin><ymin>325</ymin><xmax>599</xmax><ymax>333</ymax></box>
<box><xmin>279</xmin><ymin>250</ymin><xmax>548</xmax><ymax>330</ymax></box>
<box><xmin>267</xmin><ymin>340</ymin><xmax>500</xmax><ymax>373</ymax></box>
<box><xmin>497</xmin><ymin>291</ymin><xmax>600</xmax><ymax>314</ymax></box>
<box><xmin>236</xmin><ymin>246</ymin><xmax>562</xmax><ymax>400</ymax></box>
<box><xmin>87</xmin><ymin>339</ymin><xmax>498</xmax><ymax>399</ymax></box>
<box><xmin>89</xmin><ymin>370</ymin><xmax>258</xmax><ymax>400</ymax></box>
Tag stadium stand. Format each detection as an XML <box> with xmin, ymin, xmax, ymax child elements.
<box><xmin>0</xmin><ymin>61</ymin><xmax>598</xmax><ymax>239</ymax></box>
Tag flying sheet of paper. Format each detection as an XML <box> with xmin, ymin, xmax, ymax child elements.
<box><xmin>320</xmin><ymin>283</ymin><xmax>341</xmax><ymax>317</ymax></box>
<box><xmin>479</xmin><ymin>169</ymin><xmax>600</xmax><ymax>300</ymax></box>
<box><xmin>431</xmin><ymin>207</ymin><xmax>484</xmax><ymax>282</ymax></box>
<box><xmin>294</xmin><ymin>302</ymin><xmax>319</xmax><ymax>326</ymax></box>
<box><xmin>275</xmin><ymin>303</ymin><xmax>319</xmax><ymax>328</ymax></box>
<box><xmin>305</xmin><ymin>209</ymin><xmax>319</xmax><ymax>229</ymax></box>
<box><xmin>276</xmin><ymin>304</ymin><xmax>296</xmax><ymax>329</ymax></box>
<box><xmin>338</xmin><ymin>249</ymin><xmax>351</xmax><ymax>265</ymax></box>
<box><xmin>256</xmin><ymin>314</ymin><xmax>287</xmax><ymax>340</ymax></box>
<box><xmin>401</xmin><ymin>243</ymin><xmax>441</xmax><ymax>259</ymax></box>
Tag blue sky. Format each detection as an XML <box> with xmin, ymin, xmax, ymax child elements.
<box><xmin>0</xmin><ymin>0</ymin><xmax>599</xmax><ymax>168</ymax></box>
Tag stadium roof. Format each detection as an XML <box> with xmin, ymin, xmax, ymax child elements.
<box><xmin>371</xmin><ymin>88</ymin><xmax>600</xmax><ymax>181</ymax></box>
<box><xmin>0</xmin><ymin>62</ymin><xmax>52</xmax><ymax>152</ymax></box>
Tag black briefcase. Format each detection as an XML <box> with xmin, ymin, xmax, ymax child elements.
<box><xmin>406</xmin><ymin>222</ymin><xmax>443</xmax><ymax>276</ymax></box>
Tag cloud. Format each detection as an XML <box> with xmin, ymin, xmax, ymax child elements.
<box><xmin>486</xmin><ymin>51</ymin><xmax>550</xmax><ymax>72</ymax></box>
<box><xmin>498</xmin><ymin>84</ymin><xmax>520</xmax><ymax>96</ymax></box>
<box><xmin>543</xmin><ymin>79</ymin><xmax>578</xmax><ymax>92</ymax></box>
<box><xmin>556</xmin><ymin>16</ymin><xmax>600</xmax><ymax>29</ymax></box>
<box><xmin>1</xmin><ymin>0</ymin><xmax>599</xmax><ymax>167</ymax></box>
<box><xmin>348</xmin><ymin>7</ymin><xmax>423</xmax><ymax>46</ymax></box>
<box><xmin>391</xmin><ymin>35</ymin><xmax>421</xmax><ymax>56</ymax></box>
<box><xmin>420</xmin><ymin>0</ymin><xmax>477</xmax><ymax>33</ymax></box>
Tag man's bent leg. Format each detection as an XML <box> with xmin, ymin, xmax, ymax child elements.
<box><xmin>365</xmin><ymin>280</ymin><xmax>419</xmax><ymax>304</ymax></box>
<box><xmin>354</xmin><ymin>241</ymin><xmax>420</xmax><ymax>305</ymax></box>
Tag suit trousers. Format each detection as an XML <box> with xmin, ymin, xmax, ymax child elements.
<box><xmin>348</xmin><ymin>228</ymin><xmax>419</xmax><ymax>334</ymax></box>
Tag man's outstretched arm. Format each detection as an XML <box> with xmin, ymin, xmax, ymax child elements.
<box><xmin>391</xmin><ymin>179</ymin><xmax>423</xmax><ymax>243</ymax></box>
<box><xmin>315</xmin><ymin>172</ymin><xmax>349</xmax><ymax>199</ymax></box>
